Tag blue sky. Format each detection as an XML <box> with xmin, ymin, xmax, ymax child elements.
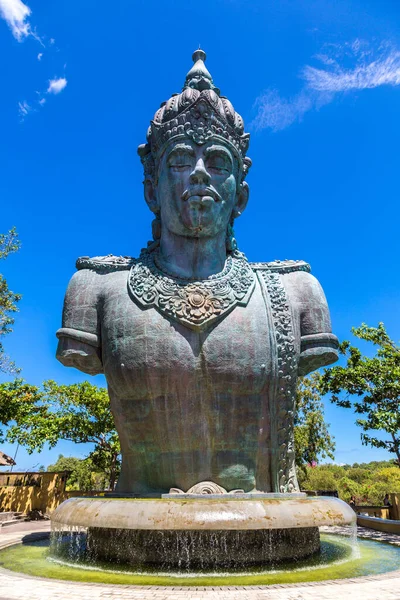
<box><xmin>1</xmin><ymin>0</ymin><xmax>400</xmax><ymax>470</ymax></box>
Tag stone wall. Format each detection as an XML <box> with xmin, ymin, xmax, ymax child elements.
<box><xmin>0</xmin><ymin>472</ymin><xmax>70</xmax><ymax>514</ymax></box>
<box><xmin>355</xmin><ymin>505</ymin><xmax>391</xmax><ymax>519</ymax></box>
<box><xmin>0</xmin><ymin>471</ymin><xmax>104</xmax><ymax>514</ymax></box>
<box><xmin>355</xmin><ymin>495</ymin><xmax>400</xmax><ymax>521</ymax></box>
<box><xmin>357</xmin><ymin>515</ymin><xmax>400</xmax><ymax>533</ymax></box>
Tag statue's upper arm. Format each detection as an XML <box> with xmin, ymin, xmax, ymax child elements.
<box><xmin>282</xmin><ymin>270</ymin><xmax>339</xmax><ymax>376</ymax></box>
<box><xmin>56</xmin><ymin>269</ymin><xmax>103</xmax><ymax>375</ymax></box>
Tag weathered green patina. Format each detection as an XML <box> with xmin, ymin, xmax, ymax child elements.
<box><xmin>56</xmin><ymin>50</ymin><xmax>338</xmax><ymax>496</ymax></box>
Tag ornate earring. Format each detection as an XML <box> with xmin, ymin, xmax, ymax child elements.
<box><xmin>226</xmin><ymin>219</ymin><xmax>237</xmax><ymax>252</ymax></box>
<box><xmin>147</xmin><ymin>212</ymin><xmax>161</xmax><ymax>250</ymax></box>
<box><xmin>152</xmin><ymin>213</ymin><xmax>162</xmax><ymax>241</ymax></box>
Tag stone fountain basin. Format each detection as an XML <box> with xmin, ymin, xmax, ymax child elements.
<box><xmin>51</xmin><ymin>495</ymin><xmax>355</xmax><ymax>531</ymax></box>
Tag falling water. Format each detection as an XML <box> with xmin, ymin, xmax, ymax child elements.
<box><xmin>320</xmin><ymin>523</ymin><xmax>360</xmax><ymax>560</ymax></box>
<box><xmin>51</xmin><ymin>524</ymin><xmax>322</xmax><ymax>571</ymax></box>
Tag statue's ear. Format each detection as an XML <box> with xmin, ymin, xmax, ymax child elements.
<box><xmin>144</xmin><ymin>178</ymin><xmax>159</xmax><ymax>214</ymax></box>
<box><xmin>234</xmin><ymin>182</ymin><xmax>249</xmax><ymax>218</ymax></box>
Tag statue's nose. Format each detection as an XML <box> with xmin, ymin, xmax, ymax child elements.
<box><xmin>189</xmin><ymin>158</ymin><xmax>211</xmax><ymax>185</ymax></box>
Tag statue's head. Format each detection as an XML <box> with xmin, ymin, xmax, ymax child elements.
<box><xmin>138</xmin><ymin>50</ymin><xmax>252</xmax><ymax>250</ymax></box>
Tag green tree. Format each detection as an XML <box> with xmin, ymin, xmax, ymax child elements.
<box><xmin>6</xmin><ymin>381</ymin><xmax>120</xmax><ymax>489</ymax></box>
<box><xmin>336</xmin><ymin>476</ymin><xmax>362</xmax><ymax>503</ymax></box>
<box><xmin>299</xmin><ymin>460</ymin><xmax>400</xmax><ymax>503</ymax></box>
<box><xmin>364</xmin><ymin>466</ymin><xmax>400</xmax><ymax>504</ymax></box>
<box><xmin>0</xmin><ymin>379</ymin><xmax>42</xmax><ymax>443</ymax></box>
<box><xmin>345</xmin><ymin>467</ymin><xmax>372</xmax><ymax>484</ymax></box>
<box><xmin>294</xmin><ymin>374</ymin><xmax>336</xmax><ymax>475</ymax></box>
<box><xmin>47</xmin><ymin>454</ymin><xmax>106</xmax><ymax>491</ymax></box>
<box><xmin>0</xmin><ymin>228</ymin><xmax>21</xmax><ymax>374</ymax></box>
<box><xmin>320</xmin><ymin>323</ymin><xmax>400</xmax><ymax>466</ymax></box>
<box><xmin>300</xmin><ymin>465</ymin><xmax>339</xmax><ymax>492</ymax></box>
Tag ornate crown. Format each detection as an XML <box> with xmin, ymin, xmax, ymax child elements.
<box><xmin>138</xmin><ymin>49</ymin><xmax>251</xmax><ymax>181</ymax></box>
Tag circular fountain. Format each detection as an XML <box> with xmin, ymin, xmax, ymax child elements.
<box><xmin>2</xmin><ymin>525</ymin><xmax>400</xmax><ymax>588</ymax></box>
<box><xmin>50</xmin><ymin>494</ymin><xmax>355</xmax><ymax>568</ymax></box>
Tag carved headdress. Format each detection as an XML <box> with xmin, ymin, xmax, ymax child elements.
<box><xmin>138</xmin><ymin>49</ymin><xmax>252</xmax><ymax>182</ymax></box>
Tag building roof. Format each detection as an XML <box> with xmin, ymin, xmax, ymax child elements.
<box><xmin>0</xmin><ymin>450</ymin><xmax>16</xmax><ymax>467</ymax></box>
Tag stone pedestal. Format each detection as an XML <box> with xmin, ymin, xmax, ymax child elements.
<box><xmin>51</xmin><ymin>495</ymin><xmax>355</xmax><ymax>570</ymax></box>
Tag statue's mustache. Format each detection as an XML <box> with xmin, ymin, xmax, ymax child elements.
<box><xmin>181</xmin><ymin>186</ymin><xmax>222</xmax><ymax>203</ymax></box>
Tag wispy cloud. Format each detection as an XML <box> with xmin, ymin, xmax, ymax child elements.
<box><xmin>252</xmin><ymin>40</ymin><xmax>400</xmax><ymax>132</ymax></box>
<box><xmin>304</xmin><ymin>46</ymin><xmax>400</xmax><ymax>92</ymax></box>
<box><xmin>0</xmin><ymin>0</ymin><xmax>31</xmax><ymax>41</ymax></box>
<box><xmin>18</xmin><ymin>77</ymin><xmax>66</xmax><ymax>118</ymax></box>
<box><xmin>0</xmin><ymin>0</ymin><xmax>68</xmax><ymax>118</ymax></box>
<box><xmin>18</xmin><ymin>100</ymin><xmax>32</xmax><ymax>120</ymax></box>
<box><xmin>252</xmin><ymin>89</ymin><xmax>332</xmax><ymax>132</ymax></box>
<box><xmin>47</xmin><ymin>77</ymin><xmax>67</xmax><ymax>95</ymax></box>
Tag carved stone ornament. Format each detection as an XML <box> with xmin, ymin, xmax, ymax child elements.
<box><xmin>257</xmin><ymin>270</ymin><xmax>299</xmax><ymax>493</ymax></box>
<box><xmin>252</xmin><ymin>259</ymin><xmax>310</xmax><ymax>274</ymax></box>
<box><xmin>138</xmin><ymin>49</ymin><xmax>252</xmax><ymax>181</ymax></box>
<box><xmin>168</xmin><ymin>481</ymin><xmax>244</xmax><ymax>495</ymax></box>
<box><xmin>150</xmin><ymin>93</ymin><xmax>250</xmax><ymax>165</ymax></box>
<box><xmin>76</xmin><ymin>254</ymin><xmax>135</xmax><ymax>273</ymax></box>
<box><xmin>128</xmin><ymin>247</ymin><xmax>255</xmax><ymax>332</ymax></box>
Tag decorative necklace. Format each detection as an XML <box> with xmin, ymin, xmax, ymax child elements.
<box><xmin>127</xmin><ymin>247</ymin><xmax>255</xmax><ymax>332</ymax></box>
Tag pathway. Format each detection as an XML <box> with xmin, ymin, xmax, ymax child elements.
<box><xmin>0</xmin><ymin>524</ymin><xmax>399</xmax><ymax>599</ymax></box>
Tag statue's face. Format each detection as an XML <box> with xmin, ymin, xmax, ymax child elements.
<box><xmin>149</xmin><ymin>139</ymin><xmax>247</xmax><ymax>238</ymax></box>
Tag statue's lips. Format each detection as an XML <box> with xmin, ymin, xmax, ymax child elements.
<box><xmin>181</xmin><ymin>188</ymin><xmax>221</xmax><ymax>203</ymax></box>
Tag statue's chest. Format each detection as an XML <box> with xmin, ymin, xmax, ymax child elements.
<box><xmin>100</xmin><ymin>274</ymin><xmax>273</xmax><ymax>399</ymax></box>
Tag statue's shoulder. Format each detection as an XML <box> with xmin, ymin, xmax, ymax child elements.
<box><xmin>75</xmin><ymin>254</ymin><xmax>137</xmax><ymax>274</ymax></box>
<box><xmin>250</xmin><ymin>259</ymin><xmax>311</xmax><ymax>274</ymax></box>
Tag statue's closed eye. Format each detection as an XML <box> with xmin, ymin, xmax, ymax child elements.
<box><xmin>169</xmin><ymin>162</ymin><xmax>193</xmax><ymax>170</ymax></box>
<box><xmin>207</xmin><ymin>157</ymin><xmax>231</xmax><ymax>174</ymax></box>
<box><xmin>168</xmin><ymin>151</ymin><xmax>194</xmax><ymax>170</ymax></box>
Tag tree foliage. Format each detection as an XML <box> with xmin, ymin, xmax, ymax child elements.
<box><xmin>320</xmin><ymin>323</ymin><xmax>400</xmax><ymax>466</ymax></box>
<box><xmin>294</xmin><ymin>374</ymin><xmax>335</xmax><ymax>474</ymax></box>
<box><xmin>5</xmin><ymin>381</ymin><xmax>120</xmax><ymax>489</ymax></box>
<box><xmin>0</xmin><ymin>228</ymin><xmax>21</xmax><ymax>374</ymax></box>
<box><xmin>300</xmin><ymin>460</ymin><xmax>400</xmax><ymax>504</ymax></box>
<box><xmin>0</xmin><ymin>379</ymin><xmax>42</xmax><ymax>443</ymax></box>
<box><xmin>47</xmin><ymin>454</ymin><xmax>107</xmax><ymax>491</ymax></box>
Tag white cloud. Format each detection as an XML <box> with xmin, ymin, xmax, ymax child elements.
<box><xmin>251</xmin><ymin>90</ymin><xmax>311</xmax><ymax>132</ymax></box>
<box><xmin>1</xmin><ymin>1</ymin><xmax>67</xmax><ymax>119</ymax></box>
<box><xmin>251</xmin><ymin>88</ymin><xmax>332</xmax><ymax>132</ymax></box>
<box><xmin>47</xmin><ymin>77</ymin><xmax>67</xmax><ymax>94</ymax></box>
<box><xmin>0</xmin><ymin>0</ymin><xmax>31</xmax><ymax>40</ymax></box>
<box><xmin>19</xmin><ymin>76</ymin><xmax>66</xmax><ymax>120</ymax></box>
<box><xmin>18</xmin><ymin>100</ymin><xmax>31</xmax><ymax>119</ymax></box>
<box><xmin>252</xmin><ymin>40</ymin><xmax>400</xmax><ymax>132</ymax></box>
<box><xmin>303</xmin><ymin>49</ymin><xmax>400</xmax><ymax>92</ymax></box>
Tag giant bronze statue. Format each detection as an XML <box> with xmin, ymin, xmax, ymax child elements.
<box><xmin>56</xmin><ymin>50</ymin><xmax>339</xmax><ymax>497</ymax></box>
